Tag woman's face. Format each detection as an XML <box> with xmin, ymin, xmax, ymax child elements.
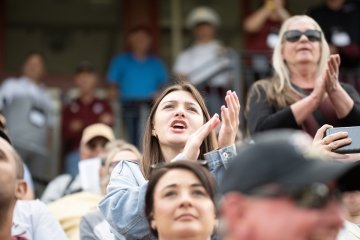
<box><xmin>281</xmin><ymin>20</ymin><xmax>321</xmax><ymax>68</ymax></box>
<box><xmin>153</xmin><ymin>90</ymin><xmax>205</xmax><ymax>149</ymax></box>
<box><xmin>151</xmin><ymin>169</ymin><xmax>216</xmax><ymax>239</ymax></box>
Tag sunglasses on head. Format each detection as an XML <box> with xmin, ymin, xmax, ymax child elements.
<box><xmin>251</xmin><ymin>182</ymin><xmax>341</xmax><ymax>209</ymax></box>
<box><xmin>284</xmin><ymin>29</ymin><xmax>322</xmax><ymax>43</ymax></box>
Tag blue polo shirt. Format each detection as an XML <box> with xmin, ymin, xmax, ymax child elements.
<box><xmin>107</xmin><ymin>52</ymin><xmax>168</xmax><ymax>101</ymax></box>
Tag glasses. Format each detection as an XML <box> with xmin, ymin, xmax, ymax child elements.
<box><xmin>284</xmin><ymin>29</ymin><xmax>322</xmax><ymax>43</ymax></box>
<box><xmin>250</xmin><ymin>183</ymin><xmax>341</xmax><ymax>209</ymax></box>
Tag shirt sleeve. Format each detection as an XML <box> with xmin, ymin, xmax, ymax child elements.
<box><xmin>79</xmin><ymin>214</ymin><xmax>98</xmax><ymax>240</ymax></box>
<box><xmin>32</xmin><ymin>200</ymin><xmax>68</xmax><ymax>240</ymax></box>
<box><xmin>98</xmin><ymin>161</ymin><xmax>156</xmax><ymax>240</ymax></box>
<box><xmin>157</xmin><ymin>59</ymin><xmax>169</xmax><ymax>86</ymax></box>
<box><xmin>106</xmin><ymin>55</ymin><xmax>123</xmax><ymax>85</ymax></box>
<box><xmin>246</xmin><ymin>84</ymin><xmax>299</xmax><ymax>135</ymax></box>
<box><xmin>204</xmin><ymin>144</ymin><xmax>237</xmax><ymax>185</ymax></box>
<box><xmin>339</xmin><ymin>83</ymin><xmax>360</xmax><ymax>126</ymax></box>
<box><xmin>173</xmin><ymin>51</ymin><xmax>190</xmax><ymax>75</ymax></box>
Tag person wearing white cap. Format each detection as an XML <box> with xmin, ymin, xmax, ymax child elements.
<box><xmin>173</xmin><ymin>6</ymin><xmax>234</xmax><ymax>115</ymax></box>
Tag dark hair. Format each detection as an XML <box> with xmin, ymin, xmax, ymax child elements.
<box><xmin>144</xmin><ymin>161</ymin><xmax>217</xmax><ymax>237</ymax></box>
<box><xmin>141</xmin><ymin>83</ymin><xmax>217</xmax><ymax>179</ymax></box>
<box><xmin>75</xmin><ymin>60</ymin><xmax>96</xmax><ymax>74</ymax></box>
<box><xmin>23</xmin><ymin>51</ymin><xmax>46</xmax><ymax>64</ymax></box>
<box><xmin>127</xmin><ymin>25</ymin><xmax>153</xmax><ymax>37</ymax></box>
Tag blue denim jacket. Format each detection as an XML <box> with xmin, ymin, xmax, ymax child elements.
<box><xmin>99</xmin><ymin>145</ymin><xmax>236</xmax><ymax>240</ymax></box>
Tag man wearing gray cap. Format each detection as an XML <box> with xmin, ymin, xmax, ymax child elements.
<box><xmin>173</xmin><ymin>6</ymin><xmax>235</xmax><ymax>115</ymax></box>
<box><xmin>220</xmin><ymin>131</ymin><xmax>360</xmax><ymax>240</ymax></box>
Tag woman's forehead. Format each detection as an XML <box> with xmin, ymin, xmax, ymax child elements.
<box><xmin>287</xmin><ymin>19</ymin><xmax>316</xmax><ymax>31</ymax></box>
<box><xmin>160</xmin><ymin>90</ymin><xmax>199</xmax><ymax>105</ymax></box>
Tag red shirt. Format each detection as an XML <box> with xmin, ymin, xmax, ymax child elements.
<box><xmin>61</xmin><ymin>97</ymin><xmax>113</xmax><ymax>154</ymax></box>
<box><xmin>246</xmin><ymin>19</ymin><xmax>282</xmax><ymax>51</ymax></box>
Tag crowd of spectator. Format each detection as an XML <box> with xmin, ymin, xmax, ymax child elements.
<box><xmin>1</xmin><ymin>2</ymin><xmax>360</xmax><ymax>240</ymax></box>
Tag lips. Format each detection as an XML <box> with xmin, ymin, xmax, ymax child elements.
<box><xmin>175</xmin><ymin>213</ymin><xmax>197</xmax><ymax>221</ymax></box>
<box><xmin>297</xmin><ymin>46</ymin><xmax>311</xmax><ymax>52</ymax></box>
<box><xmin>170</xmin><ymin>119</ymin><xmax>187</xmax><ymax>130</ymax></box>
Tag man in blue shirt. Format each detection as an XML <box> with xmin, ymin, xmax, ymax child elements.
<box><xmin>107</xmin><ymin>26</ymin><xmax>168</xmax><ymax>147</ymax></box>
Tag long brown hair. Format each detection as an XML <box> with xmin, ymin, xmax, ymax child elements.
<box><xmin>141</xmin><ymin>83</ymin><xmax>217</xmax><ymax>179</ymax></box>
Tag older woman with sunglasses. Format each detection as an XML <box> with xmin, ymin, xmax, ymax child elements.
<box><xmin>145</xmin><ymin>161</ymin><xmax>217</xmax><ymax>240</ymax></box>
<box><xmin>246</xmin><ymin>15</ymin><xmax>360</xmax><ymax>141</ymax></box>
<box><xmin>99</xmin><ymin>83</ymin><xmax>240</xmax><ymax>239</ymax></box>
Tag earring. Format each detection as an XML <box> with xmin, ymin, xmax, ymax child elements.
<box><xmin>151</xmin><ymin>222</ymin><xmax>156</xmax><ymax>230</ymax></box>
<box><xmin>152</xmin><ymin>130</ymin><xmax>157</xmax><ymax>138</ymax></box>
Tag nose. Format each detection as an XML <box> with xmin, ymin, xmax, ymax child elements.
<box><xmin>299</xmin><ymin>34</ymin><xmax>309</xmax><ymax>42</ymax></box>
<box><xmin>174</xmin><ymin>106</ymin><xmax>185</xmax><ymax>117</ymax></box>
<box><xmin>179</xmin><ymin>192</ymin><xmax>193</xmax><ymax>208</ymax></box>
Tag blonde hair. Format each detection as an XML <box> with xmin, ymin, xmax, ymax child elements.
<box><xmin>248</xmin><ymin>15</ymin><xmax>330</xmax><ymax>109</ymax></box>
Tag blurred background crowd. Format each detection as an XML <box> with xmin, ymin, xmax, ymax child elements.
<box><xmin>1</xmin><ymin>0</ymin><xmax>360</xmax><ymax>239</ymax></box>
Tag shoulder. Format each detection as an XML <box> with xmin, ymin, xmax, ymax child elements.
<box><xmin>249</xmin><ymin>79</ymin><xmax>270</xmax><ymax>93</ymax></box>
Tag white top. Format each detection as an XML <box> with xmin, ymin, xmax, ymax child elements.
<box><xmin>173</xmin><ymin>40</ymin><xmax>231</xmax><ymax>86</ymax></box>
<box><xmin>0</xmin><ymin>76</ymin><xmax>53</xmax><ymax>117</ymax></box>
<box><xmin>12</xmin><ymin>200</ymin><xmax>67</xmax><ymax>240</ymax></box>
<box><xmin>337</xmin><ymin>220</ymin><xmax>360</xmax><ymax>240</ymax></box>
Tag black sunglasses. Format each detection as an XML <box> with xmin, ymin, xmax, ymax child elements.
<box><xmin>284</xmin><ymin>29</ymin><xmax>322</xmax><ymax>43</ymax></box>
<box><xmin>250</xmin><ymin>182</ymin><xmax>341</xmax><ymax>209</ymax></box>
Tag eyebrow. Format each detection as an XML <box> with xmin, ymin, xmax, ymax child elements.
<box><xmin>161</xmin><ymin>100</ymin><xmax>199</xmax><ymax>107</ymax></box>
<box><xmin>161</xmin><ymin>183</ymin><xmax>204</xmax><ymax>191</ymax></box>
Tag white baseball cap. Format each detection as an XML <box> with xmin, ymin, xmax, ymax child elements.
<box><xmin>186</xmin><ymin>6</ymin><xmax>221</xmax><ymax>29</ymax></box>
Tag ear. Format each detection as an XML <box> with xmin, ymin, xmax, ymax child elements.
<box><xmin>15</xmin><ymin>179</ymin><xmax>28</xmax><ymax>200</ymax></box>
<box><xmin>220</xmin><ymin>193</ymin><xmax>249</xmax><ymax>239</ymax></box>
<box><xmin>221</xmin><ymin>193</ymin><xmax>246</xmax><ymax>227</ymax></box>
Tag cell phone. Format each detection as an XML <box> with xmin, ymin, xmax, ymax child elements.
<box><xmin>325</xmin><ymin>126</ymin><xmax>360</xmax><ymax>154</ymax></box>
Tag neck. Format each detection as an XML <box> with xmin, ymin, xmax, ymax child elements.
<box><xmin>327</xmin><ymin>0</ymin><xmax>344</xmax><ymax>11</ymax></box>
<box><xmin>80</xmin><ymin>92</ymin><xmax>95</xmax><ymax>104</ymax></box>
<box><xmin>288</xmin><ymin>64</ymin><xmax>317</xmax><ymax>88</ymax></box>
<box><xmin>160</xmin><ymin>144</ymin><xmax>184</xmax><ymax>162</ymax></box>
<box><xmin>344</xmin><ymin>211</ymin><xmax>360</xmax><ymax>224</ymax></box>
<box><xmin>133</xmin><ymin>51</ymin><xmax>147</xmax><ymax>60</ymax></box>
<box><xmin>196</xmin><ymin>38</ymin><xmax>214</xmax><ymax>45</ymax></box>
<box><xmin>0</xmin><ymin>206</ymin><xmax>14</xmax><ymax>240</ymax></box>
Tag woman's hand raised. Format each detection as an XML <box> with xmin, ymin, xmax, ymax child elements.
<box><xmin>218</xmin><ymin>90</ymin><xmax>241</xmax><ymax>148</ymax></box>
<box><xmin>178</xmin><ymin>114</ymin><xmax>220</xmax><ymax>162</ymax></box>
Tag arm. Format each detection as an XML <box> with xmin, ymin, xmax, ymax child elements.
<box><xmin>325</xmin><ymin>55</ymin><xmax>355</xmax><ymax>118</ymax></box>
<box><xmin>339</xmin><ymin>83</ymin><xmax>360</xmax><ymax>126</ymax></box>
<box><xmin>79</xmin><ymin>214</ymin><xmax>98</xmax><ymax>240</ymax></box>
<box><xmin>204</xmin><ymin>144</ymin><xmax>237</xmax><ymax>185</ymax></box>
<box><xmin>106</xmin><ymin>55</ymin><xmax>122</xmax><ymax>101</ymax></box>
<box><xmin>247</xmin><ymin>85</ymin><xmax>299</xmax><ymax>134</ymax></box>
<box><xmin>244</xmin><ymin>5</ymin><xmax>273</xmax><ymax>33</ymax></box>
<box><xmin>98</xmin><ymin>161</ymin><xmax>155</xmax><ymax>240</ymax></box>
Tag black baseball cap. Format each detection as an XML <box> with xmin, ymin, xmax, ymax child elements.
<box><xmin>221</xmin><ymin>130</ymin><xmax>360</xmax><ymax>195</ymax></box>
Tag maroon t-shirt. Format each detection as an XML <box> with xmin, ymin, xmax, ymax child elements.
<box><xmin>61</xmin><ymin>97</ymin><xmax>113</xmax><ymax>154</ymax></box>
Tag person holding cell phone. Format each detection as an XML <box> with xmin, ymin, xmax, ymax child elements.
<box><xmin>246</xmin><ymin>15</ymin><xmax>360</xmax><ymax>138</ymax></box>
